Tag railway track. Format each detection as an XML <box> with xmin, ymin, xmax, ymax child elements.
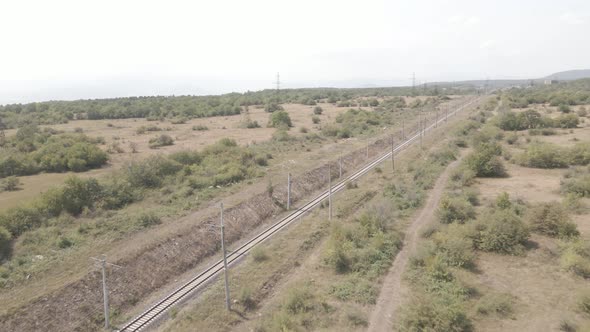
<box><xmin>117</xmin><ymin>96</ymin><xmax>481</xmax><ymax>332</ymax></box>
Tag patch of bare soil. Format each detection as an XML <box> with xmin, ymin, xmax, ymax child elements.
<box><xmin>476</xmin><ymin>163</ymin><xmax>564</xmax><ymax>204</ymax></box>
<box><xmin>474</xmin><ymin>234</ymin><xmax>588</xmax><ymax>331</ymax></box>
<box><xmin>367</xmin><ymin>153</ymin><xmax>466</xmax><ymax>332</ymax></box>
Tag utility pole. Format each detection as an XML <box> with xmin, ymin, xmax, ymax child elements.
<box><xmin>402</xmin><ymin>120</ymin><xmax>405</xmax><ymax>140</ymax></box>
<box><xmin>435</xmin><ymin>110</ymin><xmax>438</xmax><ymax>128</ymax></box>
<box><xmin>274</xmin><ymin>72</ymin><xmax>281</xmax><ymax>93</ymax></box>
<box><xmin>339</xmin><ymin>153</ymin><xmax>343</xmax><ymax>179</ymax></box>
<box><xmin>328</xmin><ymin>165</ymin><xmax>332</xmax><ymax>221</ymax></box>
<box><xmin>220</xmin><ymin>203</ymin><xmax>230</xmax><ymax>311</ymax></box>
<box><xmin>91</xmin><ymin>255</ymin><xmax>121</xmax><ymax>330</ymax></box>
<box><xmin>391</xmin><ymin>135</ymin><xmax>395</xmax><ymax>172</ymax></box>
<box><xmin>419</xmin><ymin>112</ymin><xmax>423</xmax><ymax>148</ymax></box>
<box><xmin>287</xmin><ymin>173</ymin><xmax>291</xmax><ymax>210</ymax></box>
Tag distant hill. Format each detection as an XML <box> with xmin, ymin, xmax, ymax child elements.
<box><xmin>543</xmin><ymin>69</ymin><xmax>590</xmax><ymax>81</ymax></box>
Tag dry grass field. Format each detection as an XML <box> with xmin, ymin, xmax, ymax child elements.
<box><xmin>469</xmin><ymin>105</ymin><xmax>590</xmax><ymax>331</ymax></box>
<box><xmin>0</xmin><ymin>102</ymin><xmax>349</xmax><ymax>212</ymax></box>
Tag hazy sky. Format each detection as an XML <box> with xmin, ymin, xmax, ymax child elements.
<box><xmin>1</xmin><ymin>0</ymin><xmax>589</xmax><ymax>104</ymax></box>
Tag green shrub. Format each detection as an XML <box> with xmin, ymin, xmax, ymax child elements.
<box><xmin>149</xmin><ymin>134</ymin><xmax>174</xmax><ymax>148</ymax></box>
<box><xmin>285</xmin><ymin>286</ymin><xmax>313</xmax><ymax>314</ymax></box>
<box><xmin>527</xmin><ymin>202</ymin><xmax>579</xmax><ymax>238</ymax></box>
<box><xmin>437</xmin><ymin>195</ymin><xmax>476</xmax><ymax>224</ymax></box>
<box><xmin>432</xmin><ymin>224</ymin><xmax>475</xmax><ymax>268</ymax></box>
<box><xmin>58</xmin><ymin>237</ymin><xmax>74</xmax><ymax>249</ymax></box>
<box><xmin>313</xmin><ymin>106</ymin><xmax>323</xmax><ymax>115</ymax></box>
<box><xmin>58</xmin><ymin>177</ymin><xmax>103</xmax><ymax>215</ymax></box>
<box><xmin>238</xmin><ymin>287</ymin><xmax>256</xmax><ymax>311</ymax></box>
<box><xmin>1</xmin><ymin>176</ymin><xmax>20</xmax><ymax>191</ymax></box>
<box><xmin>398</xmin><ymin>296</ymin><xmax>473</xmax><ymax>332</ymax></box>
<box><xmin>555</xmin><ymin>113</ymin><xmax>579</xmax><ymax>128</ymax></box>
<box><xmin>516</xmin><ymin>142</ymin><xmax>568</xmax><ymax>168</ymax></box>
<box><xmin>473</xmin><ymin>209</ymin><xmax>529</xmax><ymax>255</ymax></box>
<box><xmin>192</xmin><ymin>125</ymin><xmax>209</xmax><ymax>131</ymax></box>
<box><xmin>137</xmin><ymin>212</ymin><xmax>161</xmax><ymax>228</ymax></box>
<box><xmin>0</xmin><ymin>226</ymin><xmax>11</xmax><ymax>260</ymax></box>
<box><xmin>268</xmin><ymin>111</ymin><xmax>292</xmax><ymax>129</ymax></box>
<box><xmin>251</xmin><ymin>246</ymin><xmax>268</xmax><ymax>262</ymax></box>
<box><xmin>264</xmin><ymin>102</ymin><xmax>284</xmax><ymax>113</ymax></box>
<box><xmin>496</xmin><ymin>110</ymin><xmax>551</xmax><ymax>131</ymax></box>
<box><xmin>561</xmin><ymin>167</ymin><xmax>590</xmax><ymax>197</ymax></box>
<box><xmin>560</xmin><ymin>239</ymin><xmax>590</xmax><ymax>278</ymax></box>
<box><xmin>506</xmin><ymin>133</ymin><xmax>519</xmax><ymax>144</ymax></box>
<box><xmin>329</xmin><ymin>277</ymin><xmax>378</xmax><ymax>304</ymax></box>
<box><xmin>311</xmin><ymin>115</ymin><xmax>320</xmax><ymax>124</ymax></box>
<box><xmin>559</xmin><ymin>104</ymin><xmax>572</xmax><ymax>113</ymax></box>
<box><xmin>569</xmin><ymin>143</ymin><xmax>590</xmax><ymax>166</ymax></box>
<box><xmin>449</xmin><ymin>167</ymin><xmax>476</xmax><ymax>188</ymax></box>
<box><xmin>124</xmin><ymin>156</ymin><xmax>182</xmax><ymax>188</ymax></box>
<box><xmin>271</xmin><ymin>129</ymin><xmax>293</xmax><ymax>142</ymax></box>
<box><xmin>384</xmin><ymin>181</ymin><xmax>424</xmax><ymax>211</ymax></box>
<box><xmin>466</xmin><ymin>142</ymin><xmax>506</xmax><ymax>177</ymax></box>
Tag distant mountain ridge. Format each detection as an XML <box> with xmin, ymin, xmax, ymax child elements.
<box><xmin>543</xmin><ymin>69</ymin><xmax>590</xmax><ymax>81</ymax></box>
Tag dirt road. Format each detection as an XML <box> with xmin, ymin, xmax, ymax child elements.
<box><xmin>367</xmin><ymin>155</ymin><xmax>464</xmax><ymax>332</ymax></box>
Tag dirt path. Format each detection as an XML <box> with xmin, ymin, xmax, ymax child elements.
<box><xmin>367</xmin><ymin>155</ymin><xmax>464</xmax><ymax>332</ymax></box>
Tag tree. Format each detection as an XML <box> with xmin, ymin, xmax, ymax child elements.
<box><xmin>269</xmin><ymin>111</ymin><xmax>292</xmax><ymax>129</ymax></box>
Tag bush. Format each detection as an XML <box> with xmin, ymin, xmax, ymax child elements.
<box><xmin>0</xmin><ymin>226</ymin><xmax>11</xmax><ymax>261</ymax></box>
<box><xmin>561</xmin><ymin>167</ymin><xmax>590</xmax><ymax>197</ymax></box>
<box><xmin>516</xmin><ymin>142</ymin><xmax>568</xmax><ymax>169</ymax></box>
<box><xmin>264</xmin><ymin>102</ymin><xmax>283</xmax><ymax>113</ymax></box>
<box><xmin>192</xmin><ymin>125</ymin><xmax>208</xmax><ymax>131</ymax></box>
<box><xmin>251</xmin><ymin>246</ymin><xmax>268</xmax><ymax>262</ymax></box>
<box><xmin>465</xmin><ymin>142</ymin><xmax>506</xmax><ymax>177</ymax></box>
<box><xmin>313</xmin><ymin>106</ymin><xmax>323</xmax><ymax>115</ymax></box>
<box><xmin>284</xmin><ymin>286</ymin><xmax>313</xmax><ymax>314</ymax></box>
<box><xmin>399</xmin><ymin>296</ymin><xmax>473</xmax><ymax>332</ymax></box>
<box><xmin>527</xmin><ymin>202</ymin><xmax>579</xmax><ymax>238</ymax></box>
<box><xmin>432</xmin><ymin>224</ymin><xmax>475</xmax><ymax>268</ymax></box>
<box><xmin>437</xmin><ymin>196</ymin><xmax>476</xmax><ymax>224</ymax></box>
<box><xmin>560</xmin><ymin>239</ymin><xmax>590</xmax><ymax>278</ymax></box>
<box><xmin>1</xmin><ymin>176</ymin><xmax>20</xmax><ymax>191</ymax></box>
<box><xmin>238</xmin><ymin>287</ymin><xmax>256</xmax><ymax>311</ymax></box>
<box><xmin>559</xmin><ymin>104</ymin><xmax>572</xmax><ymax>113</ymax></box>
<box><xmin>569</xmin><ymin>143</ymin><xmax>590</xmax><ymax>166</ymax></box>
<box><xmin>555</xmin><ymin>114</ymin><xmax>579</xmax><ymax>128</ymax></box>
<box><xmin>137</xmin><ymin>212</ymin><xmax>161</xmax><ymax>228</ymax></box>
<box><xmin>268</xmin><ymin>111</ymin><xmax>292</xmax><ymax>129</ymax></box>
<box><xmin>311</xmin><ymin>115</ymin><xmax>320</xmax><ymax>124</ymax></box>
<box><xmin>473</xmin><ymin>209</ymin><xmax>529</xmax><ymax>255</ymax></box>
<box><xmin>149</xmin><ymin>134</ymin><xmax>174</xmax><ymax>148</ymax></box>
